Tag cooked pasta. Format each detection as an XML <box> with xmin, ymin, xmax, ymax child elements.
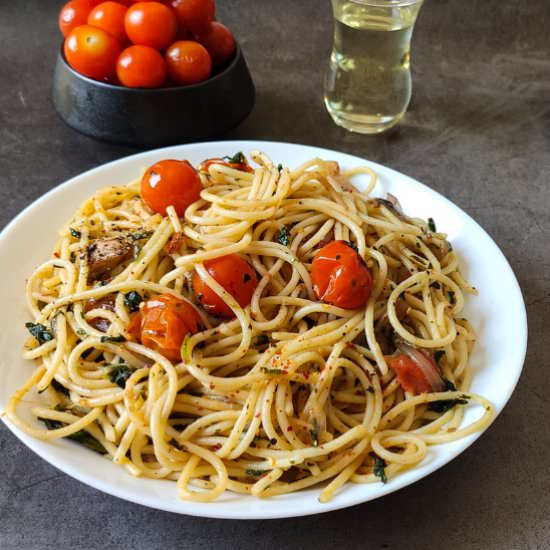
<box><xmin>7</xmin><ymin>151</ymin><xmax>493</xmax><ymax>502</ymax></box>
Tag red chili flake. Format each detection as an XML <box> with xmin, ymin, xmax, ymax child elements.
<box><xmin>53</xmin><ymin>251</ymin><xmax>60</xmax><ymax>258</ymax></box>
<box><xmin>168</xmin><ymin>232</ymin><xmax>186</xmax><ymax>254</ymax></box>
<box><xmin>212</xmin><ymin>443</ymin><xmax>222</xmax><ymax>451</ymax></box>
<box><xmin>303</xmin><ymin>370</ymin><xmax>310</xmax><ymax>380</ymax></box>
<box><xmin>287</xmin><ymin>426</ymin><xmax>293</xmax><ymax>432</ymax></box>
<box><xmin>255</xmin><ymin>413</ymin><xmax>261</xmax><ymax>418</ymax></box>
<box><xmin>209</xmin><ymin>383</ymin><xmax>215</xmax><ymax>390</ymax></box>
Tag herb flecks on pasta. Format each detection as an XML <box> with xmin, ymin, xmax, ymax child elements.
<box><xmin>8</xmin><ymin>151</ymin><xmax>493</xmax><ymax>503</ymax></box>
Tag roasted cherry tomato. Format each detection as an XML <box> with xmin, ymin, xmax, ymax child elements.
<box><xmin>124</xmin><ymin>1</ymin><xmax>178</xmax><ymax>50</ymax></box>
<box><xmin>170</xmin><ymin>0</ymin><xmax>214</xmax><ymax>34</ymax></box>
<box><xmin>117</xmin><ymin>44</ymin><xmax>167</xmax><ymax>87</ymax></box>
<box><xmin>198</xmin><ymin>153</ymin><xmax>253</xmax><ymax>174</ymax></box>
<box><xmin>88</xmin><ymin>1</ymin><xmax>129</xmax><ymax>44</ymax></box>
<box><xmin>59</xmin><ymin>0</ymin><xmax>93</xmax><ymax>37</ymax></box>
<box><xmin>165</xmin><ymin>40</ymin><xmax>211</xmax><ymax>85</ymax></box>
<box><xmin>389</xmin><ymin>352</ymin><xmax>445</xmax><ymax>395</ymax></box>
<box><xmin>311</xmin><ymin>240</ymin><xmax>372</xmax><ymax>309</ymax></box>
<box><xmin>192</xmin><ymin>254</ymin><xmax>258</xmax><ymax>318</ymax></box>
<box><xmin>141</xmin><ymin>159</ymin><xmax>202</xmax><ymax>216</ymax></box>
<box><xmin>196</xmin><ymin>21</ymin><xmax>235</xmax><ymax>65</ymax></box>
<box><xmin>128</xmin><ymin>293</ymin><xmax>203</xmax><ymax>361</ymax></box>
<box><xmin>64</xmin><ymin>24</ymin><xmax>121</xmax><ymax>80</ymax></box>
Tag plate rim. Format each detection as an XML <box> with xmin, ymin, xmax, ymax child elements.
<box><xmin>0</xmin><ymin>139</ymin><xmax>528</xmax><ymax>519</ymax></box>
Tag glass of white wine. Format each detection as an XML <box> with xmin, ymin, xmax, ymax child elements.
<box><xmin>324</xmin><ymin>0</ymin><xmax>424</xmax><ymax>134</ymax></box>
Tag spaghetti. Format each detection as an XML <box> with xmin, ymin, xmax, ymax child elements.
<box><xmin>7</xmin><ymin>151</ymin><xmax>493</xmax><ymax>502</ymax></box>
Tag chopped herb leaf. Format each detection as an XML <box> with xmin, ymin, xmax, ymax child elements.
<box><xmin>427</xmin><ymin>218</ymin><xmax>437</xmax><ymax>232</ymax></box>
<box><xmin>245</xmin><ymin>468</ymin><xmax>265</xmax><ymax>477</ymax></box>
<box><xmin>223</xmin><ymin>152</ymin><xmax>247</xmax><ymax>165</ymax></box>
<box><xmin>309</xmin><ymin>419</ymin><xmax>320</xmax><ymax>447</ymax></box>
<box><xmin>76</xmin><ymin>328</ymin><xmax>87</xmax><ymax>337</ymax></box>
<box><xmin>131</xmin><ymin>230</ymin><xmax>153</xmax><ymax>241</ymax></box>
<box><xmin>429</xmin><ymin>281</ymin><xmax>441</xmax><ymax>289</ymax></box>
<box><xmin>243</xmin><ymin>273</ymin><xmax>252</xmax><ymax>283</ymax></box>
<box><xmin>277</xmin><ymin>163</ymin><xmax>283</xmax><ymax>172</ymax></box>
<box><xmin>25</xmin><ymin>322</ymin><xmax>54</xmax><ymax>345</ymax></box>
<box><xmin>373</xmin><ymin>456</ymin><xmax>387</xmax><ymax>483</ymax></box>
<box><xmin>69</xmin><ymin>227</ymin><xmax>81</xmax><ymax>239</ymax></box>
<box><xmin>428</xmin><ymin>379</ymin><xmax>469</xmax><ymax>413</ymax></box>
<box><xmin>448</xmin><ymin>290</ymin><xmax>456</xmax><ymax>305</ymax></box>
<box><xmin>100</xmin><ymin>335</ymin><xmax>126</xmax><ymax>343</ymax></box>
<box><xmin>51</xmin><ymin>379</ymin><xmax>70</xmax><ymax>397</ymax></box>
<box><xmin>261</xmin><ymin>367</ymin><xmax>283</xmax><ymax>375</ymax></box>
<box><xmin>123</xmin><ymin>291</ymin><xmax>142</xmax><ymax>313</ymax></box>
<box><xmin>277</xmin><ymin>226</ymin><xmax>290</xmax><ymax>246</ymax></box>
<box><xmin>434</xmin><ymin>350</ymin><xmax>445</xmax><ymax>364</ymax></box>
<box><xmin>255</xmin><ymin>334</ymin><xmax>270</xmax><ymax>347</ymax></box>
<box><xmin>345</xmin><ymin>241</ymin><xmax>358</xmax><ymax>252</ymax></box>
<box><xmin>38</xmin><ymin>417</ymin><xmax>106</xmax><ymax>454</ymax></box>
<box><xmin>108</xmin><ymin>364</ymin><xmax>134</xmax><ymax>389</ymax></box>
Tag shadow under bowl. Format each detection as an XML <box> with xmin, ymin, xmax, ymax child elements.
<box><xmin>52</xmin><ymin>44</ymin><xmax>255</xmax><ymax>148</ymax></box>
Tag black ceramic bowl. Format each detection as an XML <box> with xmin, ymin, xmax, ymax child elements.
<box><xmin>52</xmin><ymin>44</ymin><xmax>255</xmax><ymax>148</ymax></box>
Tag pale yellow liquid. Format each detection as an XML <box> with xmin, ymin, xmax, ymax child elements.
<box><xmin>324</xmin><ymin>1</ymin><xmax>420</xmax><ymax>133</ymax></box>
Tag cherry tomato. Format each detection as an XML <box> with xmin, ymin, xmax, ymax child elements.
<box><xmin>88</xmin><ymin>2</ymin><xmax>128</xmax><ymax>44</ymax></box>
<box><xmin>117</xmin><ymin>45</ymin><xmax>167</xmax><ymax>87</ymax></box>
<box><xmin>198</xmin><ymin>153</ymin><xmax>253</xmax><ymax>174</ymax></box>
<box><xmin>311</xmin><ymin>240</ymin><xmax>372</xmax><ymax>309</ymax></box>
<box><xmin>64</xmin><ymin>25</ymin><xmax>121</xmax><ymax>80</ymax></box>
<box><xmin>165</xmin><ymin>40</ymin><xmax>211</xmax><ymax>85</ymax></box>
<box><xmin>124</xmin><ymin>2</ymin><xmax>178</xmax><ymax>50</ymax></box>
<box><xmin>192</xmin><ymin>255</ymin><xmax>258</xmax><ymax>318</ymax></box>
<box><xmin>59</xmin><ymin>0</ymin><xmax>93</xmax><ymax>37</ymax></box>
<box><xmin>389</xmin><ymin>353</ymin><xmax>445</xmax><ymax>395</ymax></box>
<box><xmin>170</xmin><ymin>0</ymin><xmax>214</xmax><ymax>34</ymax></box>
<box><xmin>196</xmin><ymin>22</ymin><xmax>235</xmax><ymax>66</ymax></box>
<box><xmin>128</xmin><ymin>293</ymin><xmax>203</xmax><ymax>361</ymax></box>
<box><xmin>141</xmin><ymin>159</ymin><xmax>202</xmax><ymax>216</ymax></box>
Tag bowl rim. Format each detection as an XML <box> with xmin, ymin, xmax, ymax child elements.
<box><xmin>57</xmin><ymin>41</ymin><xmax>245</xmax><ymax>93</ymax></box>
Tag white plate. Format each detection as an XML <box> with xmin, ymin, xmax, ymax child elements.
<box><xmin>0</xmin><ymin>140</ymin><xmax>527</xmax><ymax>519</ymax></box>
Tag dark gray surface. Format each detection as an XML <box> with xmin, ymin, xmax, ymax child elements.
<box><xmin>1</xmin><ymin>1</ymin><xmax>549</xmax><ymax>549</ymax></box>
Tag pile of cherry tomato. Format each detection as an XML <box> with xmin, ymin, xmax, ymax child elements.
<box><xmin>59</xmin><ymin>0</ymin><xmax>236</xmax><ymax>87</ymax></box>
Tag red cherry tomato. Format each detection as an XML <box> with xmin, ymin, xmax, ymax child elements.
<box><xmin>165</xmin><ymin>40</ymin><xmax>211</xmax><ymax>85</ymax></box>
<box><xmin>198</xmin><ymin>153</ymin><xmax>253</xmax><ymax>174</ymax></box>
<box><xmin>124</xmin><ymin>2</ymin><xmax>178</xmax><ymax>50</ymax></box>
<box><xmin>389</xmin><ymin>354</ymin><xmax>444</xmax><ymax>395</ymax></box>
<box><xmin>141</xmin><ymin>159</ymin><xmax>202</xmax><ymax>216</ymax></box>
<box><xmin>128</xmin><ymin>293</ymin><xmax>203</xmax><ymax>361</ymax></box>
<box><xmin>64</xmin><ymin>25</ymin><xmax>121</xmax><ymax>80</ymax></box>
<box><xmin>192</xmin><ymin>255</ymin><xmax>258</xmax><ymax>318</ymax></box>
<box><xmin>88</xmin><ymin>2</ymin><xmax>128</xmax><ymax>44</ymax></box>
<box><xmin>117</xmin><ymin>45</ymin><xmax>167</xmax><ymax>87</ymax></box>
<box><xmin>310</xmin><ymin>240</ymin><xmax>373</xmax><ymax>309</ymax></box>
<box><xmin>170</xmin><ymin>0</ymin><xmax>214</xmax><ymax>34</ymax></box>
<box><xmin>59</xmin><ymin>0</ymin><xmax>93</xmax><ymax>37</ymax></box>
<box><xmin>196</xmin><ymin>22</ymin><xmax>235</xmax><ymax>65</ymax></box>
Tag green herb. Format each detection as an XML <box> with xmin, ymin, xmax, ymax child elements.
<box><xmin>245</xmin><ymin>468</ymin><xmax>265</xmax><ymax>477</ymax></box>
<box><xmin>428</xmin><ymin>379</ymin><xmax>469</xmax><ymax>413</ymax></box>
<box><xmin>373</xmin><ymin>456</ymin><xmax>387</xmax><ymax>483</ymax></box>
<box><xmin>223</xmin><ymin>152</ymin><xmax>247</xmax><ymax>165</ymax></box>
<box><xmin>243</xmin><ymin>273</ymin><xmax>252</xmax><ymax>283</ymax></box>
<box><xmin>427</xmin><ymin>218</ymin><xmax>437</xmax><ymax>232</ymax></box>
<box><xmin>434</xmin><ymin>350</ymin><xmax>445</xmax><ymax>364</ymax></box>
<box><xmin>123</xmin><ymin>291</ymin><xmax>142</xmax><ymax>313</ymax></box>
<box><xmin>70</xmin><ymin>252</ymin><xmax>76</xmax><ymax>263</ymax></box>
<box><xmin>429</xmin><ymin>281</ymin><xmax>441</xmax><ymax>289</ymax></box>
<box><xmin>38</xmin><ymin>417</ymin><xmax>106</xmax><ymax>454</ymax></box>
<box><xmin>277</xmin><ymin>163</ymin><xmax>283</xmax><ymax>172</ymax></box>
<box><xmin>51</xmin><ymin>379</ymin><xmax>70</xmax><ymax>397</ymax></box>
<box><xmin>309</xmin><ymin>418</ymin><xmax>320</xmax><ymax>447</ymax></box>
<box><xmin>255</xmin><ymin>334</ymin><xmax>270</xmax><ymax>347</ymax></box>
<box><xmin>100</xmin><ymin>335</ymin><xmax>126</xmax><ymax>343</ymax></box>
<box><xmin>277</xmin><ymin>226</ymin><xmax>290</xmax><ymax>246</ymax></box>
<box><xmin>25</xmin><ymin>322</ymin><xmax>54</xmax><ymax>345</ymax></box>
<box><xmin>69</xmin><ymin>227</ymin><xmax>81</xmax><ymax>239</ymax></box>
<box><xmin>345</xmin><ymin>241</ymin><xmax>358</xmax><ymax>252</ymax></box>
<box><xmin>180</xmin><ymin>333</ymin><xmax>192</xmax><ymax>362</ymax></box>
<box><xmin>131</xmin><ymin>230</ymin><xmax>153</xmax><ymax>241</ymax></box>
<box><xmin>261</xmin><ymin>367</ymin><xmax>283</xmax><ymax>375</ymax></box>
<box><xmin>76</xmin><ymin>328</ymin><xmax>87</xmax><ymax>337</ymax></box>
<box><xmin>108</xmin><ymin>364</ymin><xmax>134</xmax><ymax>389</ymax></box>
<box><xmin>448</xmin><ymin>290</ymin><xmax>456</xmax><ymax>305</ymax></box>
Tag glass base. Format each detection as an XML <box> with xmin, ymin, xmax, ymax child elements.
<box><xmin>326</xmin><ymin>106</ymin><xmax>405</xmax><ymax>134</ymax></box>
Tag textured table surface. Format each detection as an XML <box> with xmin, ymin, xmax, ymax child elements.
<box><xmin>1</xmin><ymin>1</ymin><xmax>549</xmax><ymax>549</ymax></box>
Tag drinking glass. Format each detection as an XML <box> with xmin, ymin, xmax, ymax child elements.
<box><xmin>324</xmin><ymin>0</ymin><xmax>424</xmax><ymax>134</ymax></box>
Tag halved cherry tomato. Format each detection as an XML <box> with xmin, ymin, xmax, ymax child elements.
<box><xmin>141</xmin><ymin>159</ymin><xmax>202</xmax><ymax>216</ymax></box>
<box><xmin>128</xmin><ymin>293</ymin><xmax>203</xmax><ymax>361</ymax></box>
<box><xmin>124</xmin><ymin>1</ymin><xmax>178</xmax><ymax>50</ymax></box>
<box><xmin>196</xmin><ymin>21</ymin><xmax>235</xmax><ymax>66</ymax></box>
<box><xmin>165</xmin><ymin>40</ymin><xmax>211</xmax><ymax>85</ymax></box>
<box><xmin>117</xmin><ymin>44</ymin><xmax>167</xmax><ymax>87</ymax></box>
<box><xmin>170</xmin><ymin>0</ymin><xmax>214</xmax><ymax>34</ymax></box>
<box><xmin>59</xmin><ymin>0</ymin><xmax>93</xmax><ymax>37</ymax></box>
<box><xmin>192</xmin><ymin>254</ymin><xmax>258</xmax><ymax>318</ymax></box>
<box><xmin>198</xmin><ymin>153</ymin><xmax>253</xmax><ymax>174</ymax></box>
<box><xmin>311</xmin><ymin>240</ymin><xmax>372</xmax><ymax>309</ymax></box>
<box><xmin>389</xmin><ymin>352</ymin><xmax>444</xmax><ymax>395</ymax></box>
<box><xmin>64</xmin><ymin>24</ymin><xmax>121</xmax><ymax>80</ymax></box>
<box><xmin>88</xmin><ymin>1</ymin><xmax>129</xmax><ymax>44</ymax></box>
